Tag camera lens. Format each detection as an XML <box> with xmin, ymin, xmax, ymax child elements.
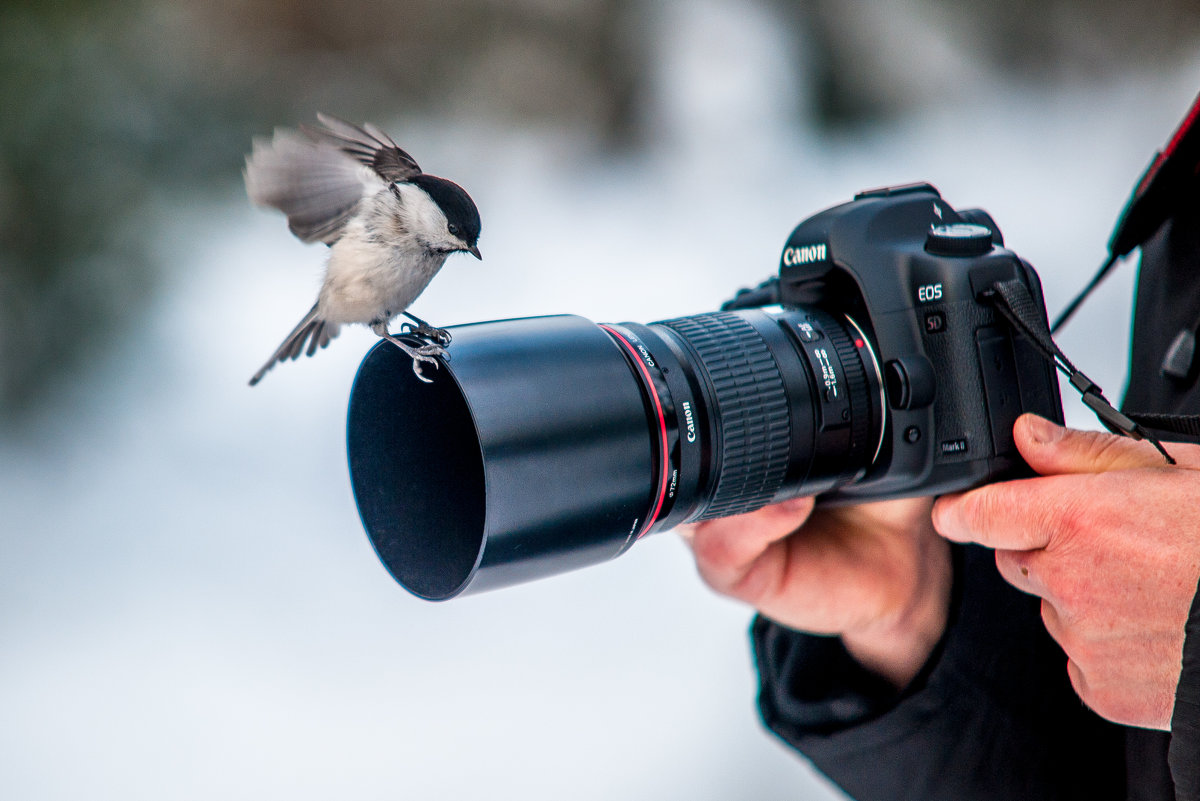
<box><xmin>605</xmin><ymin>307</ymin><xmax>886</xmax><ymax>533</ymax></box>
<box><xmin>346</xmin><ymin>308</ymin><xmax>885</xmax><ymax>599</ymax></box>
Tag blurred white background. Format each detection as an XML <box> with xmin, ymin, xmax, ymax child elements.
<box><xmin>2</xmin><ymin>0</ymin><xmax>1199</xmax><ymax>798</ymax></box>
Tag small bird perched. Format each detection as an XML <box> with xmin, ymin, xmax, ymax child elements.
<box><xmin>244</xmin><ymin>113</ymin><xmax>481</xmax><ymax>386</ymax></box>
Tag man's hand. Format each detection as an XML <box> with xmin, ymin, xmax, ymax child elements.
<box><xmin>933</xmin><ymin>413</ymin><xmax>1200</xmax><ymax>730</ymax></box>
<box><xmin>679</xmin><ymin>496</ymin><xmax>952</xmax><ymax>688</ymax></box>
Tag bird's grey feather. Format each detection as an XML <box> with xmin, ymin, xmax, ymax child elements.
<box><xmin>305</xmin><ymin>320</ymin><xmax>335</xmax><ymax>357</ymax></box>
<box><xmin>309</xmin><ymin>113</ymin><xmax>422</xmax><ymax>183</ymax></box>
<box><xmin>248</xmin><ymin>303</ymin><xmax>342</xmax><ymax>386</ymax></box>
<box><xmin>244</xmin><ymin>129</ymin><xmax>370</xmax><ymax>244</ymax></box>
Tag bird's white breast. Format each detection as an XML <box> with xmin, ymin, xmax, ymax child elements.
<box><xmin>317</xmin><ymin>190</ymin><xmax>449</xmax><ymax>325</ymax></box>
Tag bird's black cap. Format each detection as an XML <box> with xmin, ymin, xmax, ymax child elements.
<box><xmin>410</xmin><ymin>174</ymin><xmax>482</xmax><ymax>246</ymax></box>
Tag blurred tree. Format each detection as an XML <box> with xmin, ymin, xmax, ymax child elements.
<box><xmin>195</xmin><ymin>0</ymin><xmax>645</xmax><ymax>141</ymax></box>
<box><xmin>0</xmin><ymin>0</ymin><xmax>646</xmax><ymax>427</ymax></box>
<box><xmin>0</xmin><ymin>0</ymin><xmax>286</xmax><ymax>422</ymax></box>
<box><xmin>775</xmin><ymin>0</ymin><xmax>1200</xmax><ymax>129</ymax></box>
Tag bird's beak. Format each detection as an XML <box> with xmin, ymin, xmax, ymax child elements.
<box><xmin>466</xmin><ymin>245</ymin><xmax>482</xmax><ymax>260</ymax></box>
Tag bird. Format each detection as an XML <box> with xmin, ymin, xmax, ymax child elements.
<box><xmin>244</xmin><ymin>113</ymin><xmax>481</xmax><ymax>386</ymax></box>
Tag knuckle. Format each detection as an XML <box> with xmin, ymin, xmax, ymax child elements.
<box><xmin>1065</xmin><ymin>658</ymin><xmax>1091</xmax><ymax>705</ymax></box>
<box><xmin>1039</xmin><ymin>598</ymin><xmax>1059</xmax><ymax>633</ymax></box>
<box><xmin>690</xmin><ymin>550</ymin><xmax>742</xmax><ymax>598</ymax></box>
<box><xmin>958</xmin><ymin>486</ymin><xmax>1003</xmax><ymax>532</ymax></box>
<box><xmin>687</xmin><ymin>529</ymin><xmax>772</xmax><ymax>604</ymax></box>
<box><xmin>1078</xmin><ymin>428</ymin><xmax>1156</xmax><ymax>469</ymax></box>
<box><xmin>1066</xmin><ymin>660</ymin><xmax>1120</xmax><ymax>723</ymax></box>
<box><xmin>1042</xmin><ymin>600</ymin><xmax>1079</xmax><ymax>654</ymax></box>
<box><xmin>995</xmin><ymin>548</ymin><xmax>1037</xmax><ymax>593</ymax></box>
<box><xmin>1083</xmin><ymin>431</ymin><xmax>1128</xmax><ymax>464</ymax></box>
<box><xmin>1036</xmin><ymin>488</ymin><xmax>1090</xmax><ymax>550</ymax></box>
<box><xmin>1041</xmin><ymin>599</ymin><xmax>1104</xmax><ymax>667</ymax></box>
<box><xmin>687</xmin><ymin>526</ymin><xmax>738</xmax><ymax>573</ymax></box>
<box><xmin>993</xmin><ymin>548</ymin><xmax>1020</xmax><ymax>580</ymax></box>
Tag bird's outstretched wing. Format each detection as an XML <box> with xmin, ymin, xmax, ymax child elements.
<box><xmin>244</xmin><ymin>126</ymin><xmax>374</xmax><ymax>244</ymax></box>
<box><xmin>305</xmin><ymin>113</ymin><xmax>422</xmax><ymax>184</ymax></box>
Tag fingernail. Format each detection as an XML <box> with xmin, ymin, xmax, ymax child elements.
<box><xmin>1024</xmin><ymin>414</ymin><xmax>1065</xmax><ymax>445</ymax></box>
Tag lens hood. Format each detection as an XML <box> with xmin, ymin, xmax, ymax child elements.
<box><xmin>347</xmin><ymin>315</ymin><xmax>656</xmax><ymax>600</ymax></box>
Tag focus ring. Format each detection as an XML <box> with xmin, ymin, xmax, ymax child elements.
<box><xmin>659</xmin><ymin>312</ymin><xmax>790</xmax><ymax>520</ymax></box>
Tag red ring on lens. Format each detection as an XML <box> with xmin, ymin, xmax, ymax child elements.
<box><xmin>600</xmin><ymin>325</ymin><xmax>671</xmax><ymax>537</ymax></box>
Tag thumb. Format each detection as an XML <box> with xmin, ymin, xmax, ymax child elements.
<box><xmin>1014</xmin><ymin>413</ymin><xmax>1176</xmax><ymax>475</ymax></box>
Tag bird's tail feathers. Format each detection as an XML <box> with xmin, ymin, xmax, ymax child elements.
<box><xmin>249</xmin><ymin>304</ymin><xmax>342</xmax><ymax>386</ymax></box>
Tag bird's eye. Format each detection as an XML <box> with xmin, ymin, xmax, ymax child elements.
<box><xmin>447</xmin><ymin>223</ymin><xmax>460</xmax><ymax>236</ymax></box>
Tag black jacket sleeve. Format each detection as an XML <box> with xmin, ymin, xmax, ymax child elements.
<box><xmin>753</xmin><ymin>544</ymin><xmax>1125</xmax><ymax>801</ymax></box>
<box><xmin>1124</xmin><ymin>190</ymin><xmax>1200</xmax><ymax>801</ymax></box>
<box><xmin>1171</xmin><ymin>581</ymin><xmax>1200</xmax><ymax>799</ymax></box>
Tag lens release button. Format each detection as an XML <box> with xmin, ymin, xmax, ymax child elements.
<box><xmin>885</xmin><ymin>361</ymin><xmax>910</xmax><ymax>409</ymax></box>
<box><xmin>884</xmin><ymin>357</ymin><xmax>935</xmax><ymax>410</ymax></box>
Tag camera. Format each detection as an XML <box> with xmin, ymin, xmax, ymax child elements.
<box><xmin>346</xmin><ymin>183</ymin><xmax>1062</xmax><ymax>600</ymax></box>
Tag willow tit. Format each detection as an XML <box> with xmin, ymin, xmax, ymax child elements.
<box><xmin>244</xmin><ymin>113</ymin><xmax>482</xmax><ymax>386</ymax></box>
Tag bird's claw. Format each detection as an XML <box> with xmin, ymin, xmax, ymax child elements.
<box><xmin>409</xmin><ymin>342</ymin><xmax>447</xmax><ymax>384</ymax></box>
<box><xmin>401</xmin><ymin>322</ymin><xmax>453</xmax><ymax>347</ymax></box>
<box><xmin>411</xmin><ymin>353</ymin><xmax>439</xmax><ymax>383</ymax></box>
<box><xmin>381</xmin><ymin>333</ymin><xmax>448</xmax><ymax>384</ymax></box>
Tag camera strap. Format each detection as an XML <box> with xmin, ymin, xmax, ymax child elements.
<box><xmin>985</xmin><ymin>277</ymin><xmax>1187</xmax><ymax>464</ymax></box>
<box><xmin>1052</xmin><ymin>91</ymin><xmax>1200</xmax><ymax>333</ymax></box>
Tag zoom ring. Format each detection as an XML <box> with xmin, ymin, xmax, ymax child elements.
<box><xmin>659</xmin><ymin>313</ymin><xmax>791</xmax><ymax>520</ymax></box>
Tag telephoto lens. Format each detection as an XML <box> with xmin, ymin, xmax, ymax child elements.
<box><xmin>346</xmin><ymin>307</ymin><xmax>885</xmax><ymax>600</ymax></box>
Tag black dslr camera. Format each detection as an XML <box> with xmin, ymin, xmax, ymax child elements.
<box><xmin>346</xmin><ymin>183</ymin><xmax>1062</xmax><ymax>600</ymax></box>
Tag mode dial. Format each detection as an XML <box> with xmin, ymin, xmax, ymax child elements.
<box><xmin>925</xmin><ymin>223</ymin><xmax>994</xmax><ymax>257</ymax></box>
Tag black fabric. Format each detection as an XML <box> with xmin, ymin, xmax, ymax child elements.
<box><xmin>1127</xmin><ymin>413</ymin><xmax>1200</xmax><ymax>440</ymax></box>
<box><xmin>752</xmin><ymin>192</ymin><xmax>1200</xmax><ymax>799</ymax></box>
<box><xmin>1127</xmin><ymin>729</ymin><xmax>1174</xmax><ymax>801</ymax></box>
<box><xmin>754</xmin><ymin>546</ymin><xmax>1124</xmax><ymax>801</ymax></box>
<box><xmin>1171</xmin><ymin>580</ymin><xmax>1200</xmax><ymax>799</ymax></box>
<box><xmin>1124</xmin><ymin>193</ymin><xmax>1200</xmax><ymax>426</ymax></box>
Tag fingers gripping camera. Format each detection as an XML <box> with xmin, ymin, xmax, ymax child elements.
<box><xmin>346</xmin><ymin>183</ymin><xmax>1062</xmax><ymax>599</ymax></box>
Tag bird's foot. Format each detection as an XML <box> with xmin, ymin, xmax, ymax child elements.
<box><xmin>380</xmin><ymin>332</ymin><xmax>448</xmax><ymax>384</ymax></box>
<box><xmin>400</xmin><ymin>321</ymin><xmax>452</xmax><ymax>347</ymax></box>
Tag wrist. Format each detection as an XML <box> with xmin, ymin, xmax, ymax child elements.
<box><xmin>840</xmin><ymin>541</ymin><xmax>953</xmax><ymax>689</ymax></box>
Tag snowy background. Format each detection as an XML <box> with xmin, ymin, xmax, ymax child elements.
<box><xmin>3</xmin><ymin>1</ymin><xmax>1199</xmax><ymax>799</ymax></box>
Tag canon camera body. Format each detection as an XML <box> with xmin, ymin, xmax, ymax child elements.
<box><xmin>767</xmin><ymin>181</ymin><xmax>1062</xmax><ymax>503</ymax></box>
